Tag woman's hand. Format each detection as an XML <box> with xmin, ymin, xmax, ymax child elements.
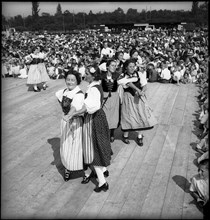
<box><xmin>63</xmin><ymin>114</ymin><xmax>73</xmax><ymax>122</ymax></box>
<box><xmin>135</xmin><ymin>89</ymin><xmax>144</xmax><ymax>97</ymax></box>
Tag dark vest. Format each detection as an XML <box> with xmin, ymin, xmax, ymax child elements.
<box><xmin>61</xmin><ymin>89</ymin><xmax>83</xmax><ymax>115</ymax></box>
<box><xmin>123</xmin><ymin>71</ymin><xmax>142</xmax><ymax>96</ymax></box>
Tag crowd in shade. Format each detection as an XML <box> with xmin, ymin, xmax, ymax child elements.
<box><xmin>1</xmin><ymin>27</ymin><xmax>209</xmax><ymax>205</ymax></box>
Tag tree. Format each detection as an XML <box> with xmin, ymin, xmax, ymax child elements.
<box><xmin>55</xmin><ymin>3</ymin><xmax>62</xmax><ymax>16</ymax></box>
<box><xmin>32</xmin><ymin>2</ymin><xmax>40</xmax><ymax>18</ymax></box>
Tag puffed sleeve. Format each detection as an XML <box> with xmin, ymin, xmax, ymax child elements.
<box><xmin>71</xmin><ymin>93</ymin><xmax>85</xmax><ymax>111</ymax></box>
<box><xmin>84</xmin><ymin>87</ymin><xmax>101</xmax><ymax>114</ymax></box>
<box><xmin>117</xmin><ymin>76</ymin><xmax>138</xmax><ymax>85</ymax></box>
<box><xmin>55</xmin><ymin>89</ymin><xmax>65</xmax><ymax>102</ymax></box>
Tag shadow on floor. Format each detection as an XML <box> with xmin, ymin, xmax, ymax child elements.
<box><xmin>172</xmin><ymin>175</ymin><xmax>191</xmax><ymax>193</ymax></box>
<box><xmin>172</xmin><ymin>175</ymin><xmax>204</xmax><ymax>214</ymax></box>
<box><xmin>47</xmin><ymin>137</ymin><xmax>64</xmax><ymax>178</ymax></box>
<box><xmin>48</xmin><ymin>137</ymin><xmax>85</xmax><ymax>180</ymax></box>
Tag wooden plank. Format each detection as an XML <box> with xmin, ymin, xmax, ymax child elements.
<box><xmin>119</xmin><ymin>124</ymin><xmax>169</xmax><ymax>218</ymax></box>
<box><xmin>1</xmin><ymin>79</ymin><xmax>203</xmax><ymax>219</ymax></box>
<box><xmin>149</xmin><ymin>83</ymin><xmax>170</xmax><ymax>110</ymax></box>
<box><xmin>158</xmin><ymin>84</ymin><xmax>180</xmax><ymax>125</ymax></box>
<box><xmin>182</xmin><ymin>84</ymin><xmax>200</xmax><ymax>127</ymax></box>
<box><xmin>152</xmin><ymin>84</ymin><xmax>173</xmax><ymax>120</ymax></box>
<box><xmin>139</xmin><ymin>125</ymin><xmax>180</xmax><ymax>219</ymax></box>
<box><xmin>76</xmin><ymin>139</ymin><xmax>138</xmax><ymax>219</ymax></box>
<box><xmin>1</xmin><ymin>130</ymin><xmax>61</xmax><ymax>204</ymax></box>
<box><xmin>96</xmin><ymin>126</ymin><xmax>158</xmax><ymax>219</ymax></box>
<box><xmin>160</xmin><ymin>126</ymin><xmax>192</xmax><ymax>219</ymax></box>
<box><xmin>168</xmin><ymin>84</ymin><xmax>189</xmax><ymax>126</ymax></box>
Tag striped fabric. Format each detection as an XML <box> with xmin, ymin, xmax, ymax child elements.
<box><xmin>60</xmin><ymin>117</ymin><xmax>83</xmax><ymax>171</ymax></box>
<box><xmin>82</xmin><ymin>114</ymin><xmax>94</xmax><ymax>164</ymax></box>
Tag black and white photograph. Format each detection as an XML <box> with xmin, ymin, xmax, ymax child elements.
<box><xmin>1</xmin><ymin>1</ymin><xmax>209</xmax><ymax>219</ymax></box>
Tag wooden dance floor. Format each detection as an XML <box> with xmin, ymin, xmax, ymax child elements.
<box><xmin>1</xmin><ymin>78</ymin><xmax>203</xmax><ymax>219</ymax></box>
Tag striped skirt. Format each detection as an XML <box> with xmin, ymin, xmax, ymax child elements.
<box><xmin>60</xmin><ymin>116</ymin><xmax>83</xmax><ymax>171</ymax></box>
<box><xmin>82</xmin><ymin>114</ymin><xmax>94</xmax><ymax>164</ymax></box>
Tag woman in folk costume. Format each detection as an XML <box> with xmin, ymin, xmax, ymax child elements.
<box><xmin>26</xmin><ymin>46</ymin><xmax>42</xmax><ymax>92</ymax></box>
<box><xmin>78</xmin><ymin>65</ymin><xmax>112</xmax><ymax>192</ymax></box>
<box><xmin>101</xmin><ymin>59</ymin><xmax>121</xmax><ymax>142</ymax></box>
<box><xmin>55</xmin><ymin>69</ymin><xmax>84</xmax><ymax>181</ymax></box>
<box><xmin>37</xmin><ymin>46</ymin><xmax>50</xmax><ymax>90</ymax></box>
<box><xmin>118</xmin><ymin>59</ymin><xmax>158</xmax><ymax>146</ymax></box>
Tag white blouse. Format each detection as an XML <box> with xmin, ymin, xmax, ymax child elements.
<box><xmin>84</xmin><ymin>81</ymin><xmax>101</xmax><ymax>114</ymax></box>
<box><xmin>55</xmin><ymin>86</ymin><xmax>84</xmax><ymax>111</ymax></box>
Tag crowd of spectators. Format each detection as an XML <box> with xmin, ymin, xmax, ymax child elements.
<box><xmin>189</xmin><ymin>64</ymin><xmax>209</xmax><ymax>218</ymax></box>
<box><xmin>1</xmin><ymin>27</ymin><xmax>209</xmax><ymax>84</ymax></box>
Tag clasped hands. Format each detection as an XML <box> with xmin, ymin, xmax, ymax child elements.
<box><xmin>135</xmin><ymin>89</ymin><xmax>144</xmax><ymax>97</ymax></box>
<box><xmin>63</xmin><ymin>114</ymin><xmax>73</xmax><ymax>122</ymax></box>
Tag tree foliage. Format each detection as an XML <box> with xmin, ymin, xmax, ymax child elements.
<box><xmin>32</xmin><ymin>2</ymin><xmax>40</xmax><ymax>18</ymax></box>
<box><xmin>55</xmin><ymin>3</ymin><xmax>62</xmax><ymax>16</ymax></box>
<box><xmin>2</xmin><ymin>2</ymin><xmax>208</xmax><ymax>32</ymax></box>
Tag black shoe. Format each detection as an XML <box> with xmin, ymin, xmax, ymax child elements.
<box><xmin>136</xmin><ymin>135</ymin><xmax>144</xmax><ymax>147</ymax></box>
<box><xmin>110</xmin><ymin>136</ymin><xmax>115</xmax><ymax>143</ymax></box>
<box><xmin>94</xmin><ymin>182</ymin><xmax>109</xmax><ymax>193</ymax></box>
<box><xmin>122</xmin><ymin>135</ymin><xmax>130</xmax><ymax>144</ymax></box>
<box><xmin>81</xmin><ymin>171</ymin><xmax>95</xmax><ymax>184</ymax></box>
<box><xmin>43</xmin><ymin>84</ymin><xmax>48</xmax><ymax>90</ymax></box>
<box><xmin>33</xmin><ymin>87</ymin><xmax>40</xmax><ymax>92</ymax></box>
<box><xmin>64</xmin><ymin>169</ymin><xmax>71</xmax><ymax>181</ymax></box>
<box><xmin>104</xmin><ymin>170</ymin><xmax>109</xmax><ymax>178</ymax></box>
<box><xmin>81</xmin><ymin>175</ymin><xmax>91</xmax><ymax>184</ymax></box>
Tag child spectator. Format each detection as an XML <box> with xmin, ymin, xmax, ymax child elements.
<box><xmin>189</xmin><ymin>159</ymin><xmax>209</xmax><ymax>208</ymax></box>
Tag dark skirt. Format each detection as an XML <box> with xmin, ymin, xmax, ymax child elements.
<box><xmin>92</xmin><ymin>108</ymin><xmax>112</xmax><ymax>167</ymax></box>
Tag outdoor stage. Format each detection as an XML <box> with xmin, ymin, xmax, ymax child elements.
<box><xmin>1</xmin><ymin>77</ymin><xmax>203</xmax><ymax>219</ymax></box>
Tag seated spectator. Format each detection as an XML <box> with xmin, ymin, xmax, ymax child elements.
<box><xmin>1</xmin><ymin>61</ymin><xmax>9</xmax><ymax>78</ymax></box>
<box><xmin>191</xmin><ymin>64</ymin><xmax>198</xmax><ymax>83</ymax></box>
<box><xmin>189</xmin><ymin>159</ymin><xmax>209</xmax><ymax>208</ymax></box>
<box><xmin>18</xmin><ymin>63</ymin><xmax>28</xmax><ymax>79</ymax></box>
<box><xmin>158</xmin><ymin>61</ymin><xmax>171</xmax><ymax>83</ymax></box>
<box><xmin>180</xmin><ymin>71</ymin><xmax>192</xmax><ymax>84</ymax></box>
<box><xmin>171</xmin><ymin>65</ymin><xmax>182</xmax><ymax>85</ymax></box>
<box><xmin>47</xmin><ymin>63</ymin><xmax>56</xmax><ymax>79</ymax></box>
<box><xmin>146</xmin><ymin>63</ymin><xmax>159</xmax><ymax>82</ymax></box>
